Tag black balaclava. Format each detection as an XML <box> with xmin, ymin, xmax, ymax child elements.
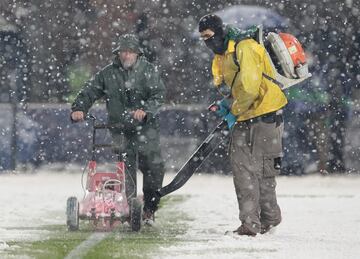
<box><xmin>198</xmin><ymin>14</ymin><xmax>226</xmax><ymax>55</ymax></box>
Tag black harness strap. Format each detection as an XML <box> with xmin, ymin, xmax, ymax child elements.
<box><xmin>232</xmin><ymin>41</ymin><xmax>240</xmax><ymax>68</ymax></box>
<box><xmin>262</xmin><ymin>73</ymin><xmax>284</xmax><ymax>89</ymax></box>
<box><xmin>230</xmin><ymin>41</ymin><xmax>240</xmax><ymax>89</ymax></box>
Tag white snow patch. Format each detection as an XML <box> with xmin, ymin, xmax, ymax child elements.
<box><xmin>0</xmin><ymin>169</ymin><xmax>360</xmax><ymax>259</ymax></box>
<box><xmin>0</xmin><ymin>171</ymin><xmax>83</xmax><ymax>243</ymax></box>
<box><xmin>0</xmin><ymin>240</ymin><xmax>9</xmax><ymax>250</ymax></box>
<box><xmin>157</xmin><ymin>173</ymin><xmax>360</xmax><ymax>259</ymax></box>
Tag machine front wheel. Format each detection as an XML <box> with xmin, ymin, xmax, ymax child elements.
<box><xmin>66</xmin><ymin>196</ymin><xmax>79</xmax><ymax>231</ymax></box>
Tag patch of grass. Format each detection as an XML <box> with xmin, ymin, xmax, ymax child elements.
<box><xmin>2</xmin><ymin>194</ymin><xmax>191</xmax><ymax>259</ymax></box>
<box><xmin>4</xmin><ymin>224</ymin><xmax>93</xmax><ymax>259</ymax></box>
<box><xmin>84</xmin><ymin>195</ymin><xmax>191</xmax><ymax>259</ymax></box>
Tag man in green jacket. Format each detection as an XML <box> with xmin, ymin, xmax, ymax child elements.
<box><xmin>71</xmin><ymin>34</ymin><xmax>166</xmax><ymax>223</ymax></box>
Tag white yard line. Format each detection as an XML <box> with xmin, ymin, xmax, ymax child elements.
<box><xmin>64</xmin><ymin>232</ymin><xmax>110</xmax><ymax>259</ymax></box>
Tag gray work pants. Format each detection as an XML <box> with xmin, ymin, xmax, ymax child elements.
<box><xmin>230</xmin><ymin>115</ymin><xmax>283</xmax><ymax>233</ymax></box>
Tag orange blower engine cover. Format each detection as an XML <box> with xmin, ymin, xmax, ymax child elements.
<box><xmin>279</xmin><ymin>32</ymin><xmax>306</xmax><ymax>66</ymax></box>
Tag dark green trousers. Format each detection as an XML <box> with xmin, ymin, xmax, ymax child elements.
<box><xmin>112</xmin><ymin>125</ymin><xmax>165</xmax><ymax>213</ymax></box>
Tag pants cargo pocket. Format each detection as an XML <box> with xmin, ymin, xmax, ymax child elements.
<box><xmin>251</xmin><ymin>119</ymin><xmax>283</xmax><ymax>157</ymax></box>
<box><xmin>263</xmin><ymin>157</ymin><xmax>281</xmax><ymax>177</ymax></box>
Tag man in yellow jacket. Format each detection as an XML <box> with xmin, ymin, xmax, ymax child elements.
<box><xmin>199</xmin><ymin>14</ymin><xmax>288</xmax><ymax>236</ymax></box>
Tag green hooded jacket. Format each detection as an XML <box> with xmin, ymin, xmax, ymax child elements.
<box><xmin>71</xmin><ymin>54</ymin><xmax>166</xmax><ymax>135</ymax></box>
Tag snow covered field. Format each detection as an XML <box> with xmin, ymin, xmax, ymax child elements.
<box><xmin>170</xmin><ymin>173</ymin><xmax>360</xmax><ymax>259</ymax></box>
<box><xmin>0</xmin><ymin>168</ymin><xmax>360</xmax><ymax>259</ymax></box>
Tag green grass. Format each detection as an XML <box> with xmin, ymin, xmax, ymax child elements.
<box><xmin>85</xmin><ymin>195</ymin><xmax>191</xmax><ymax>259</ymax></box>
<box><xmin>2</xmin><ymin>195</ymin><xmax>191</xmax><ymax>259</ymax></box>
<box><xmin>5</xmin><ymin>225</ymin><xmax>93</xmax><ymax>259</ymax></box>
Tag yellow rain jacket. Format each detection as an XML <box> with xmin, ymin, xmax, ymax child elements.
<box><xmin>212</xmin><ymin>38</ymin><xmax>288</xmax><ymax>122</ymax></box>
